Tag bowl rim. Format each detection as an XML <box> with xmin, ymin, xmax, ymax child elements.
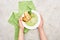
<box><xmin>22</xmin><ymin>10</ymin><xmax>41</xmax><ymax>29</ymax></box>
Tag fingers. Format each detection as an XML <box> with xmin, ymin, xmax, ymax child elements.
<box><xmin>40</xmin><ymin>14</ymin><xmax>44</xmax><ymax>24</ymax></box>
<box><xmin>19</xmin><ymin>17</ymin><xmax>22</xmax><ymax>21</ymax></box>
<box><xmin>19</xmin><ymin>17</ymin><xmax>23</xmax><ymax>24</ymax></box>
<box><xmin>19</xmin><ymin>17</ymin><xmax>23</xmax><ymax>27</ymax></box>
<box><xmin>38</xmin><ymin>14</ymin><xmax>44</xmax><ymax>29</ymax></box>
<box><xmin>40</xmin><ymin>15</ymin><xmax>43</xmax><ymax>21</ymax></box>
<box><xmin>19</xmin><ymin>17</ymin><xmax>24</xmax><ymax>30</ymax></box>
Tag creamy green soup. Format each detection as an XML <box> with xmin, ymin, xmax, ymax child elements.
<box><xmin>25</xmin><ymin>13</ymin><xmax>38</xmax><ymax>26</ymax></box>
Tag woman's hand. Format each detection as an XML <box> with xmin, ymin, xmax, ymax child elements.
<box><xmin>18</xmin><ymin>17</ymin><xmax>24</xmax><ymax>40</ymax></box>
<box><xmin>38</xmin><ymin>15</ymin><xmax>47</xmax><ymax>40</ymax></box>
<box><xmin>38</xmin><ymin>15</ymin><xmax>44</xmax><ymax>30</ymax></box>
<box><xmin>19</xmin><ymin>17</ymin><xmax>24</xmax><ymax>31</ymax></box>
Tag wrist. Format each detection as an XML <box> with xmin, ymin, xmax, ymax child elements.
<box><xmin>19</xmin><ymin>28</ymin><xmax>24</xmax><ymax>31</ymax></box>
<box><xmin>38</xmin><ymin>27</ymin><xmax>43</xmax><ymax>30</ymax></box>
<box><xmin>38</xmin><ymin>27</ymin><xmax>43</xmax><ymax>31</ymax></box>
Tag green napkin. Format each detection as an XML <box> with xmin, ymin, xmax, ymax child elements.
<box><xmin>8</xmin><ymin>1</ymin><xmax>36</xmax><ymax>40</ymax></box>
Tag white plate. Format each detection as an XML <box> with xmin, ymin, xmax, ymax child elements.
<box><xmin>22</xmin><ymin>10</ymin><xmax>41</xmax><ymax>29</ymax></box>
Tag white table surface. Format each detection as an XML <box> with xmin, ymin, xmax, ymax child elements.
<box><xmin>0</xmin><ymin>0</ymin><xmax>60</xmax><ymax>40</ymax></box>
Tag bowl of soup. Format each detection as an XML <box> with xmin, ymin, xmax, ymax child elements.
<box><xmin>22</xmin><ymin>10</ymin><xmax>41</xmax><ymax>29</ymax></box>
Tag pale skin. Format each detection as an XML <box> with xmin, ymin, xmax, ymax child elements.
<box><xmin>18</xmin><ymin>15</ymin><xmax>47</xmax><ymax>40</ymax></box>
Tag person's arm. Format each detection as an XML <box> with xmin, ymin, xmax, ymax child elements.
<box><xmin>38</xmin><ymin>15</ymin><xmax>47</xmax><ymax>40</ymax></box>
<box><xmin>18</xmin><ymin>17</ymin><xmax>24</xmax><ymax>40</ymax></box>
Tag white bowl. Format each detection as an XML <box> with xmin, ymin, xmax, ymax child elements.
<box><xmin>22</xmin><ymin>10</ymin><xmax>41</xmax><ymax>29</ymax></box>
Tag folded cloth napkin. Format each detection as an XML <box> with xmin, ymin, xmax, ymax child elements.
<box><xmin>8</xmin><ymin>1</ymin><xmax>36</xmax><ymax>40</ymax></box>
